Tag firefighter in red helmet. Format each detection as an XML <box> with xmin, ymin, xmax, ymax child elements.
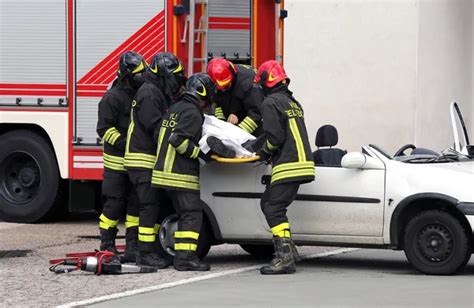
<box><xmin>206</xmin><ymin>58</ymin><xmax>264</xmax><ymax>135</ymax></box>
<box><xmin>254</xmin><ymin>60</ymin><xmax>315</xmax><ymax>275</ymax></box>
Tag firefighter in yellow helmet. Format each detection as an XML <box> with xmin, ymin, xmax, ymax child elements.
<box><xmin>254</xmin><ymin>60</ymin><xmax>315</xmax><ymax>275</ymax></box>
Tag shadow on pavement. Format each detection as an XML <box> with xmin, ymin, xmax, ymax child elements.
<box><xmin>301</xmin><ymin>250</ymin><xmax>474</xmax><ymax>276</ymax></box>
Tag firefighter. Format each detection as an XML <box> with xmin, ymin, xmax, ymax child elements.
<box><xmin>96</xmin><ymin>51</ymin><xmax>147</xmax><ymax>261</ymax></box>
<box><xmin>124</xmin><ymin>52</ymin><xmax>186</xmax><ymax>269</ymax></box>
<box><xmin>254</xmin><ymin>60</ymin><xmax>315</xmax><ymax>275</ymax></box>
<box><xmin>206</xmin><ymin>58</ymin><xmax>264</xmax><ymax>136</ymax></box>
<box><xmin>151</xmin><ymin>73</ymin><xmax>216</xmax><ymax>271</ymax></box>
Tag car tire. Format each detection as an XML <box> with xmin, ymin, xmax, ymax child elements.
<box><xmin>157</xmin><ymin>213</ymin><xmax>212</xmax><ymax>262</ymax></box>
<box><xmin>403</xmin><ymin>210</ymin><xmax>471</xmax><ymax>275</ymax></box>
<box><xmin>240</xmin><ymin>244</ymin><xmax>275</xmax><ymax>259</ymax></box>
<box><xmin>0</xmin><ymin>130</ymin><xmax>65</xmax><ymax>223</ymax></box>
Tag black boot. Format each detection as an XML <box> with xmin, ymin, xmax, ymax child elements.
<box><xmin>290</xmin><ymin>239</ymin><xmax>301</xmax><ymax>263</ymax></box>
<box><xmin>99</xmin><ymin>227</ymin><xmax>119</xmax><ymax>254</ymax></box>
<box><xmin>206</xmin><ymin>136</ymin><xmax>236</xmax><ymax>158</ymax></box>
<box><xmin>174</xmin><ymin>250</ymin><xmax>210</xmax><ymax>271</ymax></box>
<box><xmin>121</xmin><ymin>226</ymin><xmax>139</xmax><ymax>263</ymax></box>
<box><xmin>136</xmin><ymin>242</ymin><xmax>171</xmax><ymax>269</ymax></box>
<box><xmin>260</xmin><ymin>237</ymin><xmax>296</xmax><ymax>275</ymax></box>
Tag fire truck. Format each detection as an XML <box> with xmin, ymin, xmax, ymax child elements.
<box><xmin>0</xmin><ymin>0</ymin><xmax>285</xmax><ymax>222</ymax></box>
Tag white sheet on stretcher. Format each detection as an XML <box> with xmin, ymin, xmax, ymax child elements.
<box><xmin>199</xmin><ymin>115</ymin><xmax>256</xmax><ymax>158</ymax></box>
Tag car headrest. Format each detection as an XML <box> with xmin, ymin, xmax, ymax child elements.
<box><xmin>316</xmin><ymin>125</ymin><xmax>338</xmax><ymax>147</ymax></box>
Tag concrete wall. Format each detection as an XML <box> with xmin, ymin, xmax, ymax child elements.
<box><xmin>284</xmin><ymin>0</ymin><xmax>473</xmax><ymax>153</ymax></box>
<box><xmin>415</xmin><ymin>0</ymin><xmax>472</xmax><ymax>150</ymax></box>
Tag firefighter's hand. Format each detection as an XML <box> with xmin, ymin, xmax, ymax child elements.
<box><xmin>256</xmin><ymin>148</ymin><xmax>272</xmax><ymax>164</ymax></box>
<box><xmin>227</xmin><ymin>114</ymin><xmax>239</xmax><ymax>125</ymax></box>
<box><xmin>198</xmin><ymin>151</ymin><xmax>214</xmax><ymax>162</ymax></box>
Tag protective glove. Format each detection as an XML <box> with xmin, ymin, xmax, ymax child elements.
<box><xmin>256</xmin><ymin>148</ymin><xmax>272</xmax><ymax>164</ymax></box>
<box><xmin>198</xmin><ymin>151</ymin><xmax>214</xmax><ymax>162</ymax></box>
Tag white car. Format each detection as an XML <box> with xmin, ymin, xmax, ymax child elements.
<box><xmin>157</xmin><ymin>103</ymin><xmax>474</xmax><ymax>275</ymax></box>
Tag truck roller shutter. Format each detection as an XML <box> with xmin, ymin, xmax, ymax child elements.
<box><xmin>0</xmin><ymin>0</ymin><xmax>66</xmax><ymax>106</ymax></box>
<box><xmin>208</xmin><ymin>0</ymin><xmax>251</xmax><ymax>63</ymax></box>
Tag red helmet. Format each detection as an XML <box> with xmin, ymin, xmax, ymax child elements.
<box><xmin>207</xmin><ymin>58</ymin><xmax>238</xmax><ymax>91</ymax></box>
<box><xmin>254</xmin><ymin>60</ymin><xmax>288</xmax><ymax>88</ymax></box>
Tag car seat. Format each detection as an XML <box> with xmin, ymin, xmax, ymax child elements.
<box><xmin>312</xmin><ymin>125</ymin><xmax>347</xmax><ymax>166</ymax></box>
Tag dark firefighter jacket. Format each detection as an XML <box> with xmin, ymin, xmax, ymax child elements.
<box><xmin>124</xmin><ymin>75</ymin><xmax>171</xmax><ymax>170</ymax></box>
<box><xmin>151</xmin><ymin>94</ymin><xmax>203</xmax><ymax>192</ymax></box>
<box><xmin>96</xmin><ymin>79</ymin><xmax>135</xmax><ymax>172</ymax></box>
<box><xmin>260</xmin><ymin>86</ymin><xmax>315</xmax><ymax>185</ymax></box>
<box><xmin>213</xmin><ymin>65</ymin><xmax>263</xmax><ymax>135</ymax></box>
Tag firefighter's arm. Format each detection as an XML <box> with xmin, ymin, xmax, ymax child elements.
<box><xmin>137</xmin><ymin>90</ymin><xmax>163</xmax><ymax>136</ymax></box>
<box><xmin>212</xmin><ymin>103</ymin><xmax>226</xmax><ymax>121</ymax></box>
<box><xmin>168</xmin><ymin>108</ymin><xmax>202</xmax><ymax>160</ymax></box>
<box><xmin>96</xmin><ymin>94</ymin><xmax>126</xmax><ymax>150</ymax></box>
<box><xmin>261</xmin><ymin>99</ymin><xmax>285</xmax><ymax>154</ymax></box>
<box><xmin>238</xmin><ymin>85</ymin><xmax>264</xmax><ymax>134</ymax></box>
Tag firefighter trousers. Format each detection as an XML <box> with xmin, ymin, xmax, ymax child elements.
<box><xmin>168</xmin><ymin>190</ymin><xmax>203</xmax><ymax>252</ymax></box>
<box><xmin>128</xmin><ymin>169</ymin><xmax>163</xmax><ymax>244</ymax></box>
<box><xmin>99</xmin><ymin>170</ymin><xmax>139</xmax><ymax>230</ymax></box>
<box><xmin>260</xmin><ymin>182</ymin><xmax>300</xmax><ymax>237</ymax></box>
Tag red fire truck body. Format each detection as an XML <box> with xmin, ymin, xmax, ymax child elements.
<box><xmin>0</xmin><ymin>0</ymin><xmax>285</xmax><ymax>222</ymax></box>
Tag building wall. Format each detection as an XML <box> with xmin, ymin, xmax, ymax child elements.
<box><xmin>284</xmin><ymin>0</ymin><xmax>473</xmax><ymax>153</ymax></box>
<box><xmin>415</xmin><ymin>0</ymin><xmax>472</xmax><ymax>150</ymax></box>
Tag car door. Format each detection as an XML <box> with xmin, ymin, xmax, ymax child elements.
<box><xmin>255</xmin><ymin>154</ymin><xmax>386</xmax><ymax>237</ymax></box>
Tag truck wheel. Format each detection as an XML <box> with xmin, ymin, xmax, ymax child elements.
<box><xmin>240</xmin><ymin>244</ymin><xmax>274</xmax><ymax>259</ymax></box>
<box><xmin>403</xmin><ymin>210</ymin><xmax>471</xmax><ymax>275</ymax></box>
<box><xmin>157</xmin><ymin>213</ymin><xmax>212</xmax><ymax>262</ymax></box>
<box><xmin>0</xmin><ymin>130</ymin><xmax>64</xmax><ymax>222</ymax></box>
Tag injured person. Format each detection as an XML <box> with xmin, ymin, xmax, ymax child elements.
<box><xmin>199</xmin><ymin>115</ymin><xmax>265</xmax><ymax>159</ymax></box>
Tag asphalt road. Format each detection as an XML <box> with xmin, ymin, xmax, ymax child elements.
<box><xmin>0</xmin><ymin>215</ymin><xmax>336</xmax><ymax>307</ymax></box>
<box><xmin>92</xmin><ymin>249</ymin><xmax>474</xmax><ymax>308</ymax></box>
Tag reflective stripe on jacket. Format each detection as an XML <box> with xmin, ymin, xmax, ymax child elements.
<box><xmin>96</xmin><ymin>79</ymin><xmax>135</xmax><ymax>172</ymax></box>
<box><xmin>152</xmin><ymin>94</ymin><xmax>203</xmax><ymax>191</ymax></box>
<box><xmin>261</xmin><ymin>89</ymin><xmax>315</xmax><ymax>185</ymax></box>
<box><xmin>212</xmin><ymin>65</ymin><xmax>264</xmax><ymax>135</ymax></box>
<box><xmin>124</xmin><ymin>79</ymin><xmax>169</xmax><ymax>170</ymax></box>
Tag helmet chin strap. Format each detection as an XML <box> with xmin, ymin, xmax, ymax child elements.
<box><xmin>259</xmin><ymin>71</ymin><xmax>268</xmax><ymax>87</ymax></box>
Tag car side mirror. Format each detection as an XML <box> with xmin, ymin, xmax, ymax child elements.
<box><xmin>341</xmin><ymin>152</ymin><xmax>384</xmax><ymax>170</ymax></box>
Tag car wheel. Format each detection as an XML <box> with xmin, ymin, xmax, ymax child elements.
<box><xmin>403</xmin><ymin>210</ymin><xmax>471</xmax><ymax>275</ymax></box>
<box><xmin>240</xmin><ymin>244</ymin><xmax>275</xmax><ymax>259</ymax></box>
<box><xmin>157</xmin><ymin>213</ymin><xmax>212</xmax><ymax>262</ymax></box>
<box><xmin>0</xmin><ymin>130</ymin><xmax>65</xmax><ymax>222</ymax></box>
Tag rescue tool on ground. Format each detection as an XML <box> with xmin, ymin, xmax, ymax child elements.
<box><xmin>49</xmin><ymin>250</ymin><xmax>157</xmax><ymax>275</ymax></box>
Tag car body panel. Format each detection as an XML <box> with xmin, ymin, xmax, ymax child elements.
<box><xmin>201</xmin><ymin>145</ymin><xmax>474</xmax><ymax>247</ymax></box>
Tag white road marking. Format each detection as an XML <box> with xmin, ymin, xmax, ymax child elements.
<box><xmin>57</xmin><ymin>248</ymin><xmax>357</xmax><ymax>308</ymax></box>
